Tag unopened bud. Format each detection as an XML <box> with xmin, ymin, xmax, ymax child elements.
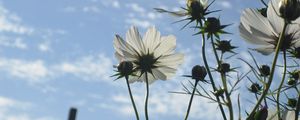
<box><xmin>214</xmin><ymin>89</ymin><xmax>225</xmax><ymax>97</ymax></box>
<box><xmin>249</xmin><ymin>83</ymin><xmax>262</xmax><ymax>93</ymax></box>
<box><xmin>118</xmin><ymin>61</ymin><xmax>134</xmax><ymax>77</ymax></box>
<box><xmin>259</xmin><ymin>65</ymin><xmax>270</xmax><ymax>77</ymax></box>
<box><xmin>218</xmin><ymin>62</ymin><xmax>231</xmax><ymax>73</ymax></box>
<box><xmin>287</xmin><ymin>98</ymin><xmax>297</xmax><ymax>108</ymax></box>
<box><xmin>279</xmin><ymin>0</ymin><xmax>300</xmax><ymax>21</ymax></box>
<box><xmin>204</xmin><ymin>17</ymin><xmax>221</xmax><ymax>33</ymax></box>
<box><xmin>192</xmin><ymin>65</ymin><xmax>207</xmax><ymax>81</ymax></box>
<box><xmin>287</xmin><ymin>78</ymin><xmax>297</xmax><ymax>86</ymax></box>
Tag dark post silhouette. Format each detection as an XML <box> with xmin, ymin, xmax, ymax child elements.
<box><xmin>68</xmin><ymin>107</ymin><xmax>77</xmax><ymax>120</ymax></box>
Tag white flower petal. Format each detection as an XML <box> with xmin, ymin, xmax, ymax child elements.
<box><xmin>152</xmin><ymin>68</ymin><xmax>167</xmax><ymax>80</ymax></box>
<box><xmin>143</xmin><ymin>26</ymin><xmax>161</xmax><ymax>53</ymax></box>
<box><xmin>157</xmin><ymin>67</ymin><xmax>176</xmax><ymax>79</ymax></box>
<box><xmin>114</xmin><ymin>35</ymin><xmax>139</xmax><ymax>56</ymax></box>
<box><xmin>267</xmin><ymin>0</ymin><xmax>284</xmax><ymax>33</ymax></box>
<box><xmin>126</xmin><ymin>26</ymin><xmax>145</xmax><ymax>54</ymax></box>
<box><xmin>240</xmin><ymin>8</ymin><xmax>276</xmax><ymax>40</ymax></box>
<box><xmin>157</xmin><ymin>53</ymin><xmax>184</xmax><ymax>67</ymax></box>
<box><xmin>239</xmin><ymin>24</ymin><xmax>272</xmax><ymax>45</ymax></box>
<box><xmin>154</xmin><ymin>35</ymin><xmax>176</xmax><ymax>57</ymax></box>
<box><xmin>255</xmin><ymin>45</ymin><xmax>274</xmax><ymax>55</ymax></box>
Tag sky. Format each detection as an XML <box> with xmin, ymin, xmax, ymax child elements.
<box><xmin>0</xmin><ymin>0</ymin><xmax>287</xmax><ymax>120</ymax></box>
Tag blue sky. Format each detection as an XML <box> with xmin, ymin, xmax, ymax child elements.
<box><xmin>0</xmin><ymin>0</ymin><xmax>282</xmax><ymax>120</ymax></box>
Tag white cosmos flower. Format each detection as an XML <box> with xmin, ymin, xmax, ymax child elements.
<box><xmin>113</xmin><ymin>26</ymin><xmax>184</xmax><ymax>84</ymax></box>
<box><xmin>239</xmin><ymin>0</ymin><xmax>300</xmax><ymax>55</ymax></box>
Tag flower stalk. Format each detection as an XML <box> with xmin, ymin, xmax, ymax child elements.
<box><xmin>200</xmin><ymin>21</ymin><xmax>227</xmax><ymax>120</ymax></box>
<box><xmin>210</xmin><ymin>35</ymin><xmax>234</xmax><ymax>120</ymax></box>
<box><xmin>247</xmin><ymin>21</ymin><xmax>288</xmax><ymax>119</ymax></box>
<box><xmin>184</xmin><ymin>80</ymin><xmax>199</xmax><ymax>120</ymax></box>
<box><xmin>125</xmin><ymin>77</ymin><xmax>140</xmax><ymax>120</ymax></box>
<box><xmin>295</xmin><ymin>87</ymin><xmax>300</xmax><ymax>120</ymax></box>
<box><xmin>144</xmin><ymin>72</ymin><xmax>150</xmax><ymax>120</ymax></box>
<box><xmin>276</xmin><ymin>51</ymin><xmax>287</xmax><ymax>119</ymax></box>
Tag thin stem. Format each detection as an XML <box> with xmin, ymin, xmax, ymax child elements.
<box><xmin>126</xmin><ymin>77</ymin><xmax>140</xmax><ymax>120</ymax></box>
<box><xmin>295</xmin><ymin>87</ymin><xmax>300</xmax><ymax>120</ymax></box>
<box><xmin>210</xmin><ymin>36</ymin><xmax>234</xmax><ymax>120</ymax></box>
<box><xmin>276</xmin><ymin>51</ymin><xmax>287</xmax><ymax>119</ymax></box>
<box><xmin>200</xmin><ymin>22</ymin><xmax>227</xmax><ymax>120</ymax></box>
<box><xmin>144</xmin><ymin>72</ymin><xmax>149</xmax><ymax>120</ymax></box>
<box><xmin>247</xmin><ymin>22</ymin><xmax>288</xmax><ymax>119</ymax></box>
<box><xmin>184</xmin><ymin>80</ymin><xmax>199</xmax><ymax>120</ymax></box>
<box><xmin>261</xmin><ymin>0</ymin><xmax>268</xmax><ymax>7</ymax></box>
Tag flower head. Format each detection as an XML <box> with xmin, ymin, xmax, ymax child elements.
<box><xmin>259</xmin><ymin>65</ymin><xmax>270</xmax><ymax>77</ymax></box>
<box><xmin>154</xmin><ymin>0</ymin><xmax>219</xmax><ymax>28</ymax></box>
<box><xmin>248</xmin><ymin>83</ymin><xmax>262</xmax><ymax>94</ymax></box>
<box><xmin>239</xmin><ymin>0</ymin><xmax>300</xmax><ymax>55</ymax></box>
<box><xmin>215</xmin><ymin>39</ymin><xmax>236</xmax><ymax>53</ymax></box>
<box><xmin>112</xmin><ymin>61</ymin><xmax>135</xmax><ymax>80</ymax></box>
<box><xmin>278</xmin><ymin>0</ymin><xmax>300</xmax><ymax>22</ymax></box>
<box><xmin>191</xmin><ymin>65</ymin><xmax>207</xmax><ymax>81</ymax></box>
<box><xmin>200</xmin><ymin>17</ymin><xmax>231</xmax><ymax>38</ymax></box>
<box><xmin>113</xmin><ymin>26</ymin><xmax>184</xmax><ymax>84</ymax></box>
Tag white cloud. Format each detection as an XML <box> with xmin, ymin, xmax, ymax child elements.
<box><xmin>0</xmin><ymin>5</ymin><xmax>34</xmax><ymax>34</ymax></box>
<box><xmin>126</xmin><ymin>3</ymin><xmax>145</xmax><ymax>13</ymax></box>
<box><xmin>0</xmin><ymin>36</ymin><xmax>27</xmax><ymax>49</ymax></box>
<box><xmin>38</xmin><ymin>42</ymin><xmax>51</xmax><ymax>52</ymax></box>
<box><xmin>0</xmin><ymin>58</ymin><xmax>49</xmax><ymax>83</ymax></box>
<box><xmin>54</xmin><ymin>54</ymin><xmax>113</xmax><ymax>82</ymax></box>
<box><xmin>0</xmin><ymin>53</ymin><xmax>113</xmax><ymax>85</ymax></box>
<box><xmin>82</xmin><ymin>6</ymin><xmax>101</xmax><ymax>13</ymax></box>
<box><xmin>217</xmin><ymin>1</ymin><xmax>232</xmax><ymax>9</ymax></box>
<box><xmin>101</xmin><ymin>0</ymin><xmax>121</xmax><ymax>9</ymax></box>
<box><xmin>108</xmin><ymin>88</ymin><xmax>221</xmax><ymax>119</ymax></box>
<box><xmin>0</xmin><ymin>96</ymin><xmax>57</xmax><ymax>120</ymax></box>
<box><xmin>125</xmin><ymin>18</ymin><xmax>152</xmax><ymax>28</ymax></box>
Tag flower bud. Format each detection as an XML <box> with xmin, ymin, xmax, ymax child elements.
<box><xmin>187</xmin><ymin>0</ymin><xmax>206</xmax><ymax>20</ymax></box>
<box><xmin>287</xmin><ymin>77</ymin><xmax>297</xmax><ymax>86</ymax></box>
<box><xmin>289</xmin><ymin>47</ymin><xmax>300</xmax><ymax>59</ymax></box>
<box><xmin>192</xmin><ymin>65</ymin><xmax>207</xmax><ymax>81</ymax></box>
<box><xmin>204</xmin><ymin>17</ymin><xmax>221</xmax><ymax>33</ymax></box>
<box><xmin>218</xmin><ymin>62</ymin><xmax>231</xmax><ymax>73</ymax></box>
<box><xmin>213</xmin><ymin>89</ymin><xmax>225</xmax><ymax>97</ymax></box>
<box><xmin>287</xmin><ymin>98</ymin><xmax>297</xmax><ymax>108</ymax></box>
<box><xmin>279</xmin><ymin>0</ymin><xmax>300</xmax><ymax>21</ymax></box>
<box><xmin>259</xmin><ymin>65</ymin><xmax>270</xmax><ymax>77</ymax></box>
<box><xmin>118</xmin><ymin>61</ymin><xmax>134</xmax><ymax>78</ymax></box>
<box><xmin>215</xmin><ymin>40</ymin><xmax>236</xmax><ymax>53</ymax></box>
<box><xmin>254</xmin><ymin>106</ymin><xmax>268</xmax><ymax>120</ymax></box>
<box><xmin>290</xmin><ymin>70</ymin><xmax>300</xmax><ymax>80</ymax></box>
<box><xmin>249</xmin><ymin>83</ymin><xmax>262</xmax><ymax>93</ymax></box>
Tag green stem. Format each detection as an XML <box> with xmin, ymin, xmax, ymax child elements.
<box><xmin>184</xmin><ymin>80</ymin><xmax>199</xmax><ymax>120</ymax></box>
<box><xmin>276</xmin><ymin>51</ymin><xmax>287</xmax><ymax>119</ymax></box>
<box><xmin>210</xmin><ymin>36</ymin><xmax>234</xmax><ymax>120</ymax></box>
<box><xmin>247</xmin><ymin>22</ymin><xmax>288</xmax><ymax>119</ymax></box>
<box><xmin>200</xmin><ymin>22</ymin><xmax>227</xmax><ymax>120</ymax></box>
<box><xmin>295</xmin><ymin>87</ymin><xmax>300</xmax><ymax>120</ymax></box>
<box><xmin>144</xmin><ymin>72</ymin><xmax>149</xmax><ymax>120</ymax></box>
<box><xmin>126</xmin><ymin>77</ymin><xmax>140</xmax><ymax>120</ymax></box>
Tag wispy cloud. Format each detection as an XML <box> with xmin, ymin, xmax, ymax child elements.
<box><xmin>217</xmin><ymin>0</ymin><xmax>232</xmax><ymax>9</ymax></box>
<box><xmin>0</xmin><ymin>4</ymin><xmax>33</xmax><ymax>35</ymax></box>
<box><xmin>0</xmin><ymin>36</ymin><xmax>27</xmax><ymax>49</ymax></box>
<box><xmin>54</xmin><ymin>54</ymin><xmax>113</xmax><ymax>82</ymax></box>
<box><xmin>0</xmin><ymin>96</ymin><xmax>57</xmax><ymax>120</ymax></box>
<box><xmin>0</xmin><ymin>58</ymin><xmax>49</xmax><ymax>83</ymax></box>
